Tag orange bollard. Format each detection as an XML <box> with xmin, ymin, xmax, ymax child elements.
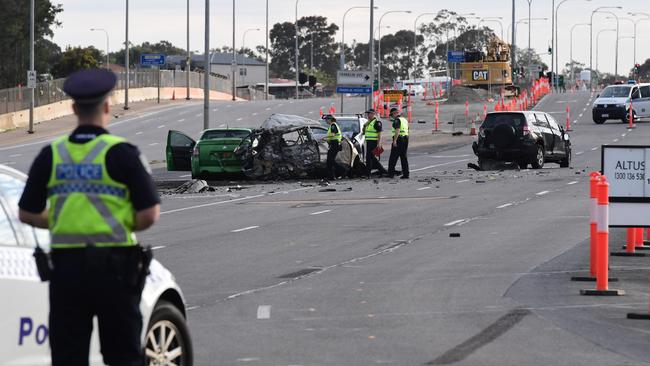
<box><xmin>433</xmin><ymin>100</ymin><xmax>439</xmax><ymax>133</ymax></box>
<box><xmin>581</xmin><ymin>176</ymin><xmax>625</xmax><ymax>295</ymax></box>
<box><xmin>571</xmin><ymin>172</ymin><xmax>601</xmax><ymax>281</ymax></box>
<box><xmin>628</xmin><ymin>99</ymin><xmax>636</xmax><ymax>129</ymax></box>
<box><xmin>319</xmin><ymin>107</ymin><xmax>324</xmax><ymax>117</ymax></box>
<box><xmin>613</xmin><ymin>227</ymin><xmax>647</xmax><ymax>257</ymax></box>
<box><xmin>565</xmin><ymin>105</ymin><xmax>572</xmax><ymax>131</ymax></box>
<box><xmin>627</xmin><ymin>228</ymin><xmax>637</xmax><ymax>252</ymax></box>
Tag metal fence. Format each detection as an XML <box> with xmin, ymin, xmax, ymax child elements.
<box><xmin>0</xmin><ymin>69</ymin><xmax>274</xmax><ymax>115</ymax></box>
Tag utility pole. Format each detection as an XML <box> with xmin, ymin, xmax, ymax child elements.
<box><xmin>295</xmin><ymin>0</ymin><xmax>300</xmax><ymax>99</ymax></box>
<box><xmin>28</xmin><ymin>0</ymin><xmax>34</xmax><ymax>134</ymax></box>
<box><xmin>231</xmin><ymin>0</ymin><xmax>237</xmax><ymax>101</ymax></box>
<box><xmin>265</xmin><ymin>0</ymin><xmax>269</xmax><ymax>100</ymax></box>
<box><xmin>511</xmin><ymin>0</ymin><xmax>516</xmax><ymax>74</ymax></box>
<box><xmin>204</xmin><ymin>0</ymin><xmax>210</xmax><ymax>129</ymax></box>
<box><xmin>125</xmin><ymin>0</ymin><xmax>130</xmax><ymax>110</ymax></box>
<box><xmin>368</xmin><ymin>0</ymin><xmax>374</xmax><ymax>110</ymax></box>
<box><xmin>186</xmin><ymin>0</ymin><xmax>191</xmax><ymax>100</ymax></box>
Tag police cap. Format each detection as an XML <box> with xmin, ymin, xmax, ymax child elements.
<box><xmin>63</xmin><ymin>69</ymin><xmax>117</xmax><ymax>104</ymax></box>
<box><xmin>389</xmin><ymin>107</ymin><xmax>399</xmax><ymax>114</ymax></box>
<box><xmin>365</xmin><ymin>109</ymin><xmax>376</xmax><ymax>114</ymax></box>
<box><xmin>324</xmin><ymin>114</ymin><xmax>337</xmax><ymax>122</ymax></box>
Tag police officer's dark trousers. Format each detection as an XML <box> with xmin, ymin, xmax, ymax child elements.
<box><xmin>365</xmin><ymin>140</ymin><xmax>387</xmax><ymax>177</ymax></box>
<box><xmin>388</xmin><ymin>136</ymin><xmax>409</xmax><ymax>178</ymax></box>
<box><xmin>49</xmin><ymin>247</ymin><xmax>144</xmax><ymax>366</ymax></box>
<box><xmin>327</xmin><ymin>141</ymin><xmax>341</xmax><ymax>179</ymax></box>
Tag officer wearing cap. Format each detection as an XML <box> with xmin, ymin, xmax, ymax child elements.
<box><xmin>387</xmin><ymin>107</ymin><xmax>410</xmax><ymax>179</ymax></box>
<box><xmin>362</xmin><ymin>109</ymin><xmax>388</xmax><ymax>178</ymax></box>
<box><xmin>18</xmin><ymin>68</ymin><xmax>160</xmax><ymax>366</ymax></box>
<box><xmin>323</xmin><ymin>114</ymin><xmax>343</xmax><ymax>179</ymax></box>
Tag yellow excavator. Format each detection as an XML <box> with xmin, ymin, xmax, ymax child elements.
<box><xmin>459</xmin><ymin>37</ymin><xmax>520</xmax><ymax>96</ymax></box>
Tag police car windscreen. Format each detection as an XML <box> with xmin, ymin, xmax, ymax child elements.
<box><xmin>202</xmin><ymin>130</ymin><xmax>250</xmax><ymax>140</ymax></box>
<box><xmin>336</xmin><ymin>119</ymin><xmax>361</xmax><ymax>134</ymax></box>
<box><xmin>481</xmin><ymin>113</ymin><xmax>526</xmax><ymax>129</ymax></box>
<box><xmin>600</xmin><ymin>86</ymin><xmax>631</xmax><ymax>98</ymax></box>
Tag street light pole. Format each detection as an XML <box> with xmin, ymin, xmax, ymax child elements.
<box><xmin>203</xmin><ymin>0</ymin><xmax>210</xmax><ymax>129</ymax></box>
<box><xmin>368</xmin><ymin>0</ymin><xmax>374</xmax><ymax>111</ymax></box>
<box><xmin>412</xmin><ymin>13</ymin><xmax>435</xmax><ymax>81</ymax></box>
<box><xmin>242</xmin><ymin>28</ymin><xmax>260</xmax><ymax>86</ymax></box>
<box><xmin>124</xmin><ymin>0</ymin><xmax>130</xmax><ymax>110</ymax></box>
<box><xmin>590</xmin><ymin>6</ymin><xmax>622</xmax><ymax>89</ymax></box>
<box><xmin>628</xmin><ymin>13</ymin><xmax>650</xmax><ymax>65</ymax></box>
<box><xmin>378</xmin><ymin>10</ymin><xmax>411</xmax><ymax>91</ymax></box>
<box><xmin>295</xmin><ymin>0</ymin><xmax>300</xmax><ymax>99</ymax></box>
<box><xmin>570</xmin><ymin>23</ymin><xmax>589</xmax><ymax>82</ymax></box>
<box><xmin>341</xmin><ymin>6</ymin><xmax>371</xmax><ymax>113</ymax></box>
<box><xmin>28</xmin><ymin>0</ymin><xmax>34</xmax><ymax>134</ymax></box>
<box><xmin>186</xmin><ymin>0</ymin><xmax>191</xmax><ymax>100</ymax></box>
<box><xmin>595</xmin><ymin>29</ymin><xmax>616</xmax><ymax>72</ymax></box>
<box><xmin>512</xmin><ymin>0</ymin><xmax>516</xmax><ymax>74</ymax></box>
<box><xmin>265</xmin><ymin>0</ymin><xmax>269</xmax><ymax>100</ymax></box>
<box><xmin>478</xmin><ymin>17</ymin><xmax>504</xmax><ymax>39</ymax></box>
<box><xmin>231</xmin><ymin>0</ymin><xmax>237</xmax><ymax>101</ymax></box>
<box><xmin>90</xmin><ymin>29</ymin><xmax>110</xmax><ymax>70</ymax></box>
<box><xmin>526</xmin><ymin>0</ymin><xmax>532</xmax><ymax>82</ymax></box>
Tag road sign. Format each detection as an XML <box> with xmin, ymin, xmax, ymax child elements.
<box><xmin>383</xmin><ymin>89</ymin><xmax>406</xmax><ymax>102</ymax></box>
<box><xmin>337</xmin><ymin>70</ymin><xmax>372</xmax><ymax>86</ymax></box>
<box><xmin>140</xmin><ymin>53</ymin><xmax>166</xmax><ymax>66</ymax></box>
<box><xmin>27</xmin><ymin>70</ymin><xmax>37</xmax><ymax>89</ymax></box>
<box><xmin>602</xmin><ymin>145</ymin><xmax>650</xmax><ymax>227</ymax></box>
<box><xmin>336</xmin><ymin>86</ymin><xmax>372</xmax><ymax>94</ymax></box>
<box><xmin>447</xmin><ymin>51</ymin><xmax>465</xmax><ymax>63</ymax></box>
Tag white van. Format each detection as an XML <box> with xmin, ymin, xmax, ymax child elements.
<box><xmin>592</xmin><ymin>83</ymin><xmax>650</xmax><ymax>124</ymax></box>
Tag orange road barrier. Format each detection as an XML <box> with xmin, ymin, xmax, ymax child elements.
<box><xmin>566</xmin><ymin>105</ymin><xmax>572</xmax><ymax>131</ymax></box>
<box><xmin>572</xmin><ymin>172</ymin><xmax>603</xmax><ymax>282</ymax></box>
<box><xmin>581</xmin><ymin>176</ymin><xmax>625</xmax><ymax>296</ymax></box>
<box><xmin>613</xmin><ymin>226</ymin><xmax>647</xmax><ymax>257</ymax></box>
<box><xmin>470</xmin><ymin>114</ymin><xmax>479</xmax><ymax>136</ymax></box>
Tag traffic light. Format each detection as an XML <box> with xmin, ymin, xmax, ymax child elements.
<box><xmin>548</xmin><ymin>46</ymin><xmax>552</xmax><ymax>55</ymax></box>
<box><xmin>308</xmin><ymin>75</ymin><xmax>317</xmax><ymax>87</ymax></box>
<box><xmin>299</xmin><ymin>72</ymin><xmax>308</xmax><ymax>84</ymax></box>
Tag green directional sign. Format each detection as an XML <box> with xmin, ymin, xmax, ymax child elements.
<box><xmin>373</xmin><ymin>79</ymin><xmax>379</xmax><ymax>90</ymax></box>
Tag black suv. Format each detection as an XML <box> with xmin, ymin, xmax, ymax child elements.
<box><xmin>472</xmin><ymin>111</ymin><xmax>571</xmax><ymax>169</ymax></box>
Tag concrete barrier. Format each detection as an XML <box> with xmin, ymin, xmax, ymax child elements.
<box><xmin>0</xmin><ymin>87</ymin><xmax>240</xmax><ymax>132</ymax></box>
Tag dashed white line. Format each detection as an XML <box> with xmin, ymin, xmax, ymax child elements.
<box><xmin>444</xmin><ymin>219</ymin><xmax>467</xmax><ymax>227</ymax></box>
<box><xmin>231</xmin><ymin>225</ymin><xmax>260</xmax><ymax>233</ymax></box>
<box><xmin>536</xmin><ymin>190</ymin><xmax>550</xmax><ymax>196</ymax></box>
<box><xmin>178</xmin><ymin>118</ymin><xmax>185</xmax><ymax>122</ymax></box>
<box><xmin>236</xmin><ymin>358</ymin><xmax>260</xmax><ymax>363</ymax></box>
<box><xmin>135</xmin><ymin>131</ymin><xmax>143</xmax><ymax>135</ymax></box>
<box><xmin>161</xmin><ymin>194</ymin><xmax>265</xmax><ymax>215</ymax></box>
<box><xmin>567</xmin><ymin>181</ymin><xmax>579</xmax><ymax>185</ymax></box>
<box><xmin>591</xmin><ymin>147</ymin><xmax>598</xmax><ymax>151</ymax></box>
<box><xmin>613</xmin><ymin>139</ymin><xmax>619</xmax><ymax>142</ymax></box>
<box><xmin>575</xmin><ymin>151</ymin><xmax>584</xmax><ymax>155</ymax></box>
<box><xmin>237</xmin><ymin>117</ymin><xmax>243</xmax><ymax>121</ymax></box>
<box><xmin>148</xmin><ymin>143</ymin><xmax>159</xmax><ymax>146</ymax></box>
<box><xmin>265</xmin><ymin>107</ymin><xmax>271</xmax><ymax>110</ymax></box>
<box><xmin>621</xmin><ymin>133</ymin><xmax>627</xmax><ymax>137</ymax></box>
<box><xmin>226</xmin><ymin>104</ymin><xmax>232</xmax><ymax>108</ymax></box>
<box><xmin>456</xmin><ymin>179</ymin><xmax>470</xmax><ymax>183</ymax></box>
<box><xmin>308</xmin><ymin>111</ymin><xmax>314</xmax><ymax>114</ymax></box>
<box><xmin>417</xmin><ymin>187</ymin><xmax>432</xmax><ymax>191</ymax></box>
<box><xmin>252</xmin><ymin>112</ymin><xmax>258</xmax><ymax>116</ymax></box>
<box><xmin>310</xmin><ymin>210</ymin><xmax>331</xmax><ymax>215</ymax></box>
<box><xmin>179</xmin><ymin>174</ymin><xmax>191</xmax><ymax>178</ymax></box>
<box><xmin>496</xmin><ymin>203</ymin><xmax>513</xmax><ymax>209</ymax></box>
<box><xmin>157</xmin><ymin>125</ymin><xmax>165</xmax><ymax>128</ymax></box>
<box><xmin>219</xmin><ymin>123</ymin><xmax>226</xmax><ymax>127</ymax></box>
<box><xmin>411</xmin><ymin>158</ymin><xmax>473</xmax><ymax>172</ymax></box>
<box><xmin>579</xmin><ymin>113</ymin><xmax>583</xmax><ymax>118</ymax></box>
<box><xmin>257</xmin><ymin>305</ymin><xmax>271</xmax><ymax>319</ymax></box>
<box><xmin>186</xmin><ymin>306</ymin><xmax>200</xmax><ymax>311</ymax></box>
<box><xmin>195</xmin><ymin>113</ymin><xmax>202</xmax><ymax>117</ymax></box>
<box><xmin>9</xmin><ymin>154</ymin><xmax>21</xmax><ymax>158</ymax></box>
<box><xmin>2</xmin><ymin>161</ymin><xmax>16</xmax><ymax>165</ymax></box>
<box><xmin>152</xmin><ymin>245</ymin><xmax>166</xmax><ymax>250</ymax></box>
<box><xmin>213</xmin><ymin>108</ymin><xmax>219</xmax><ymax>112</ymax></box>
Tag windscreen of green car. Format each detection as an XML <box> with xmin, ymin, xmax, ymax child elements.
<box><xmin>201</xmin><ymin>130</ymin><xmax>250</xmax><ymax>140</ymax></box>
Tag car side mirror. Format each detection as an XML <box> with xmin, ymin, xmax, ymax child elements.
<box><xmin>596</xmin><ymin>94</ymin><xmax>600</xmax><ymax>98</ymax></box>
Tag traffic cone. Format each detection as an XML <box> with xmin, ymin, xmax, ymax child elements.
<box><xmin>319</xmin><ymin>107</ymin><xmax>324</xmax><ymax>117</ymax></box>
<box><xmin>470</xmin><ymin>114</ymin><xmax>478</xmax><ymax>136</ymax></box>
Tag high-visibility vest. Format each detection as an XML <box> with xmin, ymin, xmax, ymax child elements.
<box><xmin>365</xmin><ymin>119</ymin><xmax>379</xmax><ymax>141</ymax></box>
<box><xmin>326</xmin><ymin>122</ymin><xmax>342</xmax><ymax>142</ymax></box>
<box><xmin>47</xmin><ymin>134</ymin><xmax>137</xmax><ymax>249</ymax></box>
<box><xmin>391</xmin><ymin>117</ymin><xmax>409</xmax><ymax>137</ymax></box>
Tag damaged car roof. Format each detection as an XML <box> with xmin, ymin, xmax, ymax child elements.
<box><xmin>259</xmin><ymin>114</ymin><xmax>324</xmax><ymax>131</ymax></box>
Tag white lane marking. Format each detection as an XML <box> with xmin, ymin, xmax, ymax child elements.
<box><xmin>622</xmin><ymin>133</ymin><xmax>627</xmax><ymax>137</ymax></box>
<box><xmin>536</xmin><ymin>190</ymin><xmax>550</xmax><ymax>196</ymax></box>
<box><xmin>266</xmin><ymin>107</ymin><xmax>271</xmax><ymax>110</ymax></box>
<box><xmin>219</xmin><ymin>123</ymin><xmax>226</xmax><ymax>127</ymax></box>
<box><xmin>411</xmin><ymin>158</ymin><xmax>473</xmax><ymax>172</ymax></box>
<box><xmin>310</xmin><ymin>210</ymin><xmax>331</xmax><ymax>215</ymax></box>
<box><xmin>444</xmin><ymin>219</ymin><xmax>467</xmax><ymax>227</ymax></box>
<box><xmin>257</xmin><ymin>305</ymin><xmax>271</xmax><ymax>319</ymax></box>
<box><xmin>252</xmin><ymin>112</ymin><xmax>258</xmax><ymax>116</ymax></box>
<box><xmin>308</xmin><ymin>111</ymin><xmax>314</xmax><ymax>114</ymax></box>
<box><xmin>613</xmin><ymin>139</ymin><xmax>619</xmax><ymax>142</ymax></box>
<box><xmin>179</xmin><ymin>174</ymin><xmax>191</xmax><ymax>178</ymax></box>
<box><xmin>237</xmin><ymin>117</ymin><xmax>243</xmax><ymax>121</ymax></box>
<box><xmin>591</xmin><ymin>147</ymin><xmax>598</xmax><ymax>151</ymax></box>
<box><xmin>496</xmin><ymin>203</ymin><xmax>513</xmax><ymax>209</ymax></box>
<box><xmin>567</xmin><ymin>181</ymin><xmax>579</xmax><ymax>185</ymax></box>
<box><xmin>231</xmin><ymin>225</ymin><xmax>260</xmax><ymax>233</ymax></box>
<box><xmin>161</xmin><ymin>194</ymin><xmax>265</xmax><ymax>215</ymax></box>
<box><xmin>456</xmin><ymin>179</ymin><xmax>470</xmax><ymax>183</ymax></box>
<box><xmin>9</xmin><ymin>154</ymin><xmax>22</xmax><ymax>157</ymax></box>
<box><xmin>417</xmin><ymin>187</ymin><xmax>432</xmax><ymax>191</ymax></box>
<box><xmin>186</xmin><ymin>306</ymin><xmax>200</xmax><ymax>311</ymax></box>
<box><xmin>431</xmin><ymin>154</ymin><xmax>471</xmax><ymax>158</ymax></box>
<box><xmin>575</xmin><ymin>151</ymin><xmax>584</xmax><ymax>155</ymax></box>
<box><xmin>236</xmin><ymin>358</ymin><xmax>260</xmax><ymax>362</ymax></box>
<box><xmin>178</xmin><ymin>118</ymin><xmax>185</xmax><ymax>122</ymax></box>
<box><xmin>157</xmin><ymin>125</ymin><xmax>165</xmax><ymax>128</ymax></box>
<box><xmin>226</xmin><ymin>104</ymin><xmax>232</xmax><ymax>108</ymax></box>
<box><xmin>135</xmin><ymin>131</ymin><xmax>143</xmax><ymax>135</ymax></box>
<box><xmin>195</xmin><ymin>113</ymin><xmax>202</xmax><ymax>117</ymax></box>
<box><xmin>213</xmin><ymin>108</ymin><xmax>219</xmax><ymax>112</ymax></box>
<box><xmin>148</xmin><ymin>143</ymin><xmax>159</xmax><ymax>146</ymax></box>
<box><xmin>152</xmin><ymin>245</ymin><xmax>166</xmax><ymax>250</ymax></box>
<box><xmin>579</xmin><ymin>113</ymin><xmax>583</xmax><ymax>118</ymax></box>
<box><xmin>278</xmin><ymin>103</ymin><xmax>284</xmax><ymax>107</ymax></box>
<box><xmin>2</xmin><ymin>161</ymin><xmax>16</xmax><ymax>165</ymax></box>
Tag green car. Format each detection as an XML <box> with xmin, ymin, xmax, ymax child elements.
<box><xmin>166</xmin><ymin>128</ymin><xmax>252</xmax><ymax>179</ymax></box>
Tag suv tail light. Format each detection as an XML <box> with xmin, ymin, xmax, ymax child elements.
<box><xmin>192</xmin><ymin>146</ymin><xmax>200</xmax><ymax>157</ymax></box>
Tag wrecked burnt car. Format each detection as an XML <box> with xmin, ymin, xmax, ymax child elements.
<box><xmin>235</xmin><ymin>114</ymin><xmax>365</xmax><ymax>179</ymax></box>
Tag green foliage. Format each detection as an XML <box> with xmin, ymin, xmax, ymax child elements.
<box><xmin>0</xmin><ymin>0</ymin><xmax>62</xmax><ymax>88</ymax></box>
<box><xmin>110</xmin><ymin>40</ymin><xmax>186</xmax><ymax>66</ymax></box>
<box><xmin>52</xmin><ymin>46</ymin><xmax>101</xmax><ymax>77</ymax></box>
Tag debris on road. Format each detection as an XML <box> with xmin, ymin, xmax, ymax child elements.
<box><xmin>449</xmin><ymin>233</ymin><xmax>461</xmax><ymax>237</ymax></box>
<box><xmin>173</xmin><ymin>180</ymin><xmax>213</xmax><ymax>194</ymax></box>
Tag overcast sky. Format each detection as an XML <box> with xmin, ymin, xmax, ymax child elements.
<box><xmin>52</xmin><ymin>0</ymin><xmax>646</xmax><ymax>75</ymax></box>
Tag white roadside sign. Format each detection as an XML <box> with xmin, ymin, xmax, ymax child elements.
<box><xmin>27</xmin><ymin>70</ymin><xmax>37</xmax><ymax>89</ymax></box>
<box><xmin>602</xmin><ymin>145</ymin><xmax>650</xmax><ymax>227</ymax></box>
<box><xmin>336</xmin><ymin>70</ymin><xmax>372</xmax><ymax>86</ymax></box>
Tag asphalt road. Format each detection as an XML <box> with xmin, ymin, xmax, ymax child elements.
<box><xmin>4</xmin><ymin>92</ymin><xmax>650</xmax><ymax>365</ymax></box>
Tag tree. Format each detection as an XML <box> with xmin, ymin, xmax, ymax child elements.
<box><xmin>269</xmin><ymin>16</ymin><xmax>339</xmax><ymax>83</ymax></box>
<box><xmin>52</xmin><ymin>46</ymin><xmax>101</xmax><ymax>77</ymax></box>
<box><xmin>0</xmin><ymin>0</ymin><xmax>62</xmax><ymax>88</ymax></box>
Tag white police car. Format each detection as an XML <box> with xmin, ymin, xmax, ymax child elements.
<box><xmin>0</xmin><ymin>164</ymin><xmax>193</xmax><ymax>365</ymax></box>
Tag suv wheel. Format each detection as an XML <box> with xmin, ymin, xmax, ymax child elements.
<box><xmin>145</xmin><ymin>300</ymin><xmax>194</xmax><ymax>366</ymax></box>
<box><xmin>531</xmin><ymin>145</ymin><xmax>545</xmax><ymax>169</ymax></box>
<box><xmin>517</xmin><ymin>160</ymin><xmax>528</xmax><ymax>169</ymax></box>
<box><xmin>559</xmin><ymin>147</ymin><xmax>571</xmax><ymax>168</ymax></box>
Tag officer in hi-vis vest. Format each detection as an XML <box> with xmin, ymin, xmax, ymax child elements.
<box><xmin>387</xmin><ymin>107</ymin><xmax>410</xmax><ymax>179</ymax></box>
<box><xmin>323</xmin><ymin>114</ymin><xmax>343</xmax><ymax>180</ymax></box>
<box><xmin>362</xmin><ymin>109</ymin><xmax>388</xmax><ymax>178</ymax></box>
<box><xmin>18</xmin><ymin>69</ymin><xmax>160</xmax><ymax>366</ymax></box>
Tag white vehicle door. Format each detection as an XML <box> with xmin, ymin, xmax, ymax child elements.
<box><xmin>0</xmin><ymin>172</ymin><xmax>50</xmax><ymax>366</ymax></box>
<box><xmin>638</xmin><ymin>85</ymin><xmax>650</xmax><ymax>117</ymax></box>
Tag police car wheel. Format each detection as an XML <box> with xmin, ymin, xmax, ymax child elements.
<box><xmin>145</xmin><ymin>300</ymin><xmax>194</xmax><ymax>366</ymax></box>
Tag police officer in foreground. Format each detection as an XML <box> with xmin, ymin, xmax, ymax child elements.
<box><xmin>323</xmin><ymin>114</ymin><xmax>343</xmax><ymax>180</ymax></box>
<box><xmin>387</xmin><ymin>107</ymin><xmax>410</xmax><ymax>179</ymax></box>
<box><xmin>362</xmin><ymin>109</ymin><xmax>388</xmax><ymax>178</ymax></box>
<box><xmin>18</xmin><ymin>69</ymin><xmax>160</xmax><ymax>366</ymax></box>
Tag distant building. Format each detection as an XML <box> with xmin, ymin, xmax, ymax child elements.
<box><xmin>165</xmin><ymin>52</ymin><xmax>266</xmax><ymax>87</ymax></box>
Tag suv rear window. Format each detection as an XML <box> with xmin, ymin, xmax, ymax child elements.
<box><xmin>482</xmin><ymin>113</ymin><xmax>527</xmax><ymax>129</ymax></box>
